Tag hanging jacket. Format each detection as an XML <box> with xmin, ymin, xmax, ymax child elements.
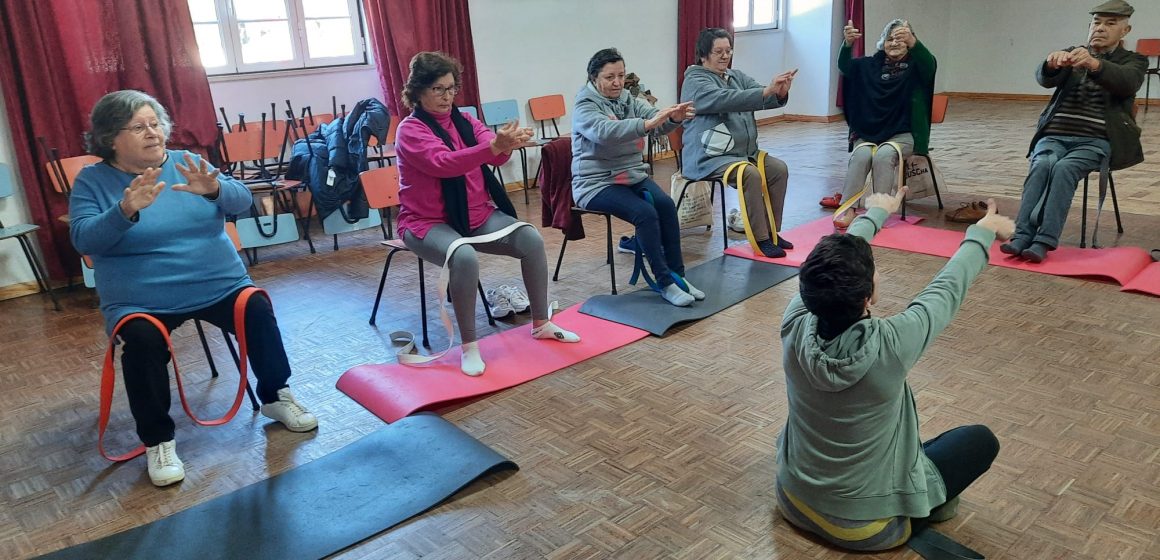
<box><xmin>287</xmin><ymin>98</ymin><xmax>390</xmax><ymax>219</ymax></box>
<box><xmin>538</xmin><ymin>136</ymin><xmax>585</xmax><ymax>240</ymax></box>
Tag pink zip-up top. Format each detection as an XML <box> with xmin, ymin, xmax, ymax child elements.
<box><xmin>395</xmin><ymin>110</ymin><xmax>512</xmax><ymax>239</ymax></box>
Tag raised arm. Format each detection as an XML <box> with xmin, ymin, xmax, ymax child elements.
<box><xmin>683</xmin><ymin>70</ymin><xmax>785</xmax><ymax>114</ymax></box>
<box><xmin>395</xmin><ymin>118</ymin><xmax>499</xmax><ymax>179</ymax></box>
<box><xmin>69</xmin><ymin>169</ymin><xmax>137</xmax><ymax>256</ymax></box>
<box><xmin>572</xmin><ymin>98</ymin><xmax>649</xmax><ymax>143</ymax></box>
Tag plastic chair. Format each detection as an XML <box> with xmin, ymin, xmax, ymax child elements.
<box><xmin>1138</xmin><ymin>39</ymin><xmax>1160</xmax><ymax>114</ymax></box>
<box><xmin>527</xmin><ymin>94</ymin><xmax>567</xmax><ymax>194</ymax></box>
<box><xmin>900</xmin><ymin>94</ymin><xmax>949</xmax><ymax>220</ymax></box>
<box><xmin>1078</xmin><ymin>104</ymin><xmax>1135</xmax><ymax>248</ymax></box>
<box><xmin>459</xmin><ymin>105</ymin><xmax>479</xmax><ymax>119</ymax></box>
<box><xmin>363</xmin><ymin>166</ymin><xmax>497</xmax><ymax>344</ymax></box>
<box><xmin>0</xmin><ymin>162</ymin><xmax>61</xmax><ymax>310</ymax></box>
<box><xmin>481</xmin><ymin>99</ymin><xmax>532</xmax><ymax>203</ymax></box>
<box><xmin>367</xmin><ymin>114</ymin><xmax>400</xmax><ymax>167</ymax></box>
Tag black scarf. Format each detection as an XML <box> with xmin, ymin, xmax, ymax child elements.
<box><xmin>412</xmin><ymin>105</ymin><xmax>517</xmax><ymax>235</ymax></box>
<box><xmin>841</xmin><ymin>51</ymin><xmax>919</xmax><ymax>147</ymax></box>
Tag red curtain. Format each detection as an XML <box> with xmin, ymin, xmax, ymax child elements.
<box><xmin>0</xmin><ymin>0</ymin><xmax>218</xmax><ymax>280</ymax></box>
<box><xmin>363</xmin><ymin>0</ymin><xmax>482</xmax><ymax>120</ymax></box>
<box><xmin>836</xmin><ymin>0</ymin><xmax>866</xmax><ymax>107</ymax></box>
<box><xmin>677</xmin><ymin>0</ymin><xmax>733</xmax><ymax>96</ymax></box>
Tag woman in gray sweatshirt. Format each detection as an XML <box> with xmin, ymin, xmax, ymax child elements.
<box><xmin>571</xmin><ymin>48</ymin><xmax>703</xmax><ymax>307</ymax></box>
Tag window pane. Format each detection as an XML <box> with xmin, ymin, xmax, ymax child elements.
<box><xmin>188</xmin><ymin>0</ymin><xmax>218</xmax><ymax>23</ymax></box>
<box><xmin>233</xmin><ymin>0</ymin><xmax>288</xmax><ymax>21</ymax></box>
<box><xmin>733</xmin><ymin>0</ymin><xmax>750</xmax><ymax>28</ymax></box>
<box><xmin>753</xmin><ymin>0</ymin><xmax>775</xmax><ymax>25</ymax></box>
<box><xmin>238</xmin><ymin>21</ymin><xmax>294</xmax><ymax>63</ymax></box>
<box><xmin>305</xmin><ymin>19</ymin><xmax>354</xmax><ymax>59</ymax></box>
<box><xmin>302</xmin><ymin>0</ymin><xmax>349</xmax><ymax>18</ymax></box>
<box><xmin>194</xmin><ymin>23</ymin><xmax>228</xmax><ymax>67</ymax></box>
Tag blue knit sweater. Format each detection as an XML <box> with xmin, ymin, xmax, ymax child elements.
<box><xmin>70</xmin><ymin>150</ymin><xmax>253</xmax><ymax>333</ymax></box>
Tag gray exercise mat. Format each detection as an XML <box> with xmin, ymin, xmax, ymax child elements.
<box><xmin>579</xmin><ymin>255</ymin><xmax>799</xmax><ymax>336</ymax></box>
<box><xmin>37</xmin><ymin>413</ymin><xmax>517</xmax><ymax>560</ymax></box>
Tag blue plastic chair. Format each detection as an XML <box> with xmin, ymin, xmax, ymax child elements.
<box><xmin>458</xmin><ymin>105</ymin><xmax>479</xmax><ymax>119</ymax></box>
<box><xmin>0</xmin><ymin>162</ymin><xmax>61</xmax><ymax>310</ymax></box>
<box><xmin>480</xmin><ymin>99</ymin><xmax>531</xmax><ymax>203</ymax></box>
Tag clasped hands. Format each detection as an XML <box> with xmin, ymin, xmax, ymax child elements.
<box><xmin>1046</xmin><ymin>48</ymin><xmax>1100</xmax><ymax>72</ymax></box>
<box><xmin>119</xmin><ymin>153</ymin><xmax>220</xmax><ymax>218</ymax></box>
<box><xmin>646</xmin><ymin>101</ymin><xmax>695</xmax><ymax>131</ymax></box>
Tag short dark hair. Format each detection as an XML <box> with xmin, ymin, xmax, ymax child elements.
<box><xmin>586</xmin><ymin>48</ymin><xmax>624</xmax><ymax>81</ymax></box>
<box><xmin>87</xmin><ymin>90</ymin><xmax>172</xmax><ymax>160</ymax></box>
<box><xmin>798</xmin><ymin>233</ymin><xmax>876</xmax><ymax>338</ymax></box>
<box><xmin>403</xmin><ymin>51</ymin><xmax>462</xmax><ymax>109</ymax></box>
<box><xmin>695</xmin><ymin>28</ymin><xmax>733</xmax><ymax>64</ymax></box>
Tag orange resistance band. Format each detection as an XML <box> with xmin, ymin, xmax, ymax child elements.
<box><xmin>97</xmin><ymin>287</ymin><xmax>265</xmax><ymax>462</ymax></box>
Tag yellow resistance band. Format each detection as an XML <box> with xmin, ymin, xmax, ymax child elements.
<box><xmin>833</xmin><ymin>141</ymin><xmax>905</xmax><ymax>221</ymax></box>
<box><xmin>722</xmin><ymin>150</ymin><xmax>779</xmax><ymax>252</ymax></box>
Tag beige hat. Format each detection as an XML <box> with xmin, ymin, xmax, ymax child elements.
<box><xmin>1089</xmin><ymin>0</ymin><xmax>1134</xmax><ymax>17</ymax></box>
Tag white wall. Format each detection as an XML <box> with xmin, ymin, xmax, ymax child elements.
<box><xmin>0</xmin><ymin>88</ymin><xmax>41</xmax><ymax>289</ymax></box>
<box><xmin>780</xmin><ymin>0</ymin><xmax>844</xmax><ymax>116</ymax></box>
<box><xmin>734</xmin><ymin>29</ymin><xmax>789</xmax><ymax>120</ymax></box>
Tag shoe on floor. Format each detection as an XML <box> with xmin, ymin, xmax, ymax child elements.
<box><xmin>617</xmin><ymin>235</ymin><xmax>638</xmax><ymax>254</ymax></box>
<box><xmin>756</xmin><ymin>238</ymin><xmax>786</xmax><ymax>258</ymax></box>
<box><xmin>485</xmin><ymin>286</ymin><xmax>515</xmax><ymax>318</ymax></box>
<box><xmin>833</xmin><ymin>209</ymin><xmax>855</xmax><ymax>230</ymax></box>
<box><xmin>928</xmin><ymin>496</ymin><xmax>960</xmax><ymax>523</ymax></box>
<box><xmin>501</xmin><ymin>285</ymin><xmax>530</xmax><ymax>313</ymax></box>
<box><xmin>146</xmin><ymin>440</ymin><xmax>185</xmax><ymax>487</ymax></box>
<box><xmin>776</xmin><ymin>235</ymin><xmax>794</xmax><ymax>250</ymax></box>
<box><xmin>819</xmin><ymin>193</ymin><xmax>842</xmax><ymax>209</ymax></box>
<box><xmin>261</xmin><ymin>388</ymin><xmax>318</xmax><ymax>432</ymax></box>
<box><xmin>999</xmin><ymin>238</ymin><xmax>1029</xmax><ymax>256</ymax></box>
<box><xmin>727</xmin><ymin>208</ymin><xmax>747</xmax><ymax>233</ymax></box>
<box><xmin>1021</xmin><ymin>242</ymin><xmax>1051</xmax><ymax>263</ymax></box>
<box><xmin>945</xmin><ymin>201</ymin><xmax>988</xmax><ymax>223</ymax></box>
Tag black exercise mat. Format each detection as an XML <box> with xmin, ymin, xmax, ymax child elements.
<box><xmin>37</xmin><ymin>413</ymin><xmax>517</xmax><ymax>560</ymax></box>
<box><xmin>579</xmin><ymin>255</ymin><xmax>799</xmax><ymax>336</ymax></box>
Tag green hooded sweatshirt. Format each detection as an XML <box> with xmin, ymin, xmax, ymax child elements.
<box><xmin>776</xmin><ymin>207</ymin><xmax>996</xmax><ymax>520</ymax></box>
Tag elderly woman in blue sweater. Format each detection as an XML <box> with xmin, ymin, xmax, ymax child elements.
<box><xmin>571</xmin><ymin>48</ymin><xmax>702</xmax><ymax>306</ymax></box>
<box><xmin>70</xmin><ymin>90</ymin><xmax>317</xmax><ymax>488</ymax></box>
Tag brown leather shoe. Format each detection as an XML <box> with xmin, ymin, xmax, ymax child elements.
<box><xmin>945</xmin><ymin>201</ymin><xmax>988</xmax><ymax>223</ymax></box>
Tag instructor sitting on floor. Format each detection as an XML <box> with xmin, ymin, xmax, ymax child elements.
<box><xmin>1003</xmin><ymin>0</ymin><xmax>1146</xmax><ymax>263</ymax></box>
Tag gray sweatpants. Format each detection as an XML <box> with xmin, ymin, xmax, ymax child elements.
<box><xmin>709</xmin><ymin>155</ymin><xmax>789</xmax><ymax>242</ymax></box>
<box><xmin>403</xmin><ymin>212</ymin><xmax>549</xmax><ymax>343</ymax></box>
<box><xmin>841</xmin><ymin>133</ymin><xmax>914</xmax><ymax>203</ymax></box>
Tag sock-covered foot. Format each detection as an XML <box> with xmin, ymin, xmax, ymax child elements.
<box><xmin>661</xmin><ymin>283</ymin><xmax>694</xmax><ymax>307</ymax></box>
<box><xmin>531</xmin><ymin>321</ymin><xmax>580</xmax><ymax>343</ymax></box>
<box><xmin>999</xmin><ymin>238</ymin><xmax>1029</xmax><ymax>256</ymax></box>
<box><xmin>756</xmin><ymin>239</ymin><xmax>786</xmax><ymax>258</ymax></box>
<box><xmin>775</xmin><ymin>235</ymin><xmax>794</xmax><ymax>250</ymax></box>
<box><xmin>461</xmin><ymin>341</ymin><xmax>485</xmax><ymax>376</ymax></box>
<box><xmin>678</xmin><ymin>277</ymin><xmax>706</xmax><ymax>300</ymax></box>
<box><xmin>1021</xmin><ymin>242</ymin><xmax>1050</xmax><ymax>263</ymax></box>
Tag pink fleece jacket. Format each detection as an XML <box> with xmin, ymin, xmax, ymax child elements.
<box><xmin>395</xmin><ymin>110</ymin><xmax>511</xmax><ymax>239</ymax></box>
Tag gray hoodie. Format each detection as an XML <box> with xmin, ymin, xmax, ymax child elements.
<box><xmin>678</xmin><ymin>65</ymin><xmax>787</xmax><ymax>181</ymax></box>
<box><xmin>777</xmin><ymin>207</ymin><xmax>996</xmax><ymax>520</ymax></box>
<box><xmin>570</xmin><ymin>82</ymin><xmax>679</xmax><ymax>208</ymax></box>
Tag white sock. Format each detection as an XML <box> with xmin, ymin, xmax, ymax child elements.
<box><xmin>661</xmin><ymin>283</ymin><xmax>694</xmax><ymax>307</ymax></box>
<box><xmin>531</xmin><ymin>321</ymin><xmax>580</xmax><ymax>343</ymax></box>
<box><xmin>680</xmin><ymin>278</ymin><xmax>706</xmax><ymax>300</ymax></box>
<box><xmin>461</xmin><ymin>341</ymin><xmax>485</xmax><ymax>376</ymax></box>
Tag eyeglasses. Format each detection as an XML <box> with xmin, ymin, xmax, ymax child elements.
<box><xmin>120</xmin><ymin>121</ymin><xmax>163</xmax><ymax>135</ymax></box>
<box><xmin>428</xmin><ymin>85</ymin><xmax>460</xmax><ymax>98</ymax></box>
<box><xmin>710</xmin><ymin>48</ymin><xmax>733</xmax><ymax>58</ymax></box>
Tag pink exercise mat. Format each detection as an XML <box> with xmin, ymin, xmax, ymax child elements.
<box><xmin>337</xmin><ymin>305</ymin><xmax>648</xmax><ymax>423</ymax></box>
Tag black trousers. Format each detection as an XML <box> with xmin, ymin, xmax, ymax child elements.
<box><xmin>922</xmin><ymin>424</ymin><xmax>1000</xmax><ymax>502</ymax></box>
<box><xmin>117</xmin><ymin>287</ymin><xmax>292</xmax><ymax>446</ymax></box>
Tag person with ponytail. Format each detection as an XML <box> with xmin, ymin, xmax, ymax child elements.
<box><xmin>394</xmin><ymin>52</ymin><xmax>579</xmax><ymax>377</ymax></box>
<box><xmin>571</xmin><ymin>47</ymin><xmax>703</xmax><ymax>307</ymax></box>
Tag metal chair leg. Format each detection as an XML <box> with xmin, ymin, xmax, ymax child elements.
<box><xmin>606</xmin><ymin>214</ymin><xmax>617</xmax><ymax>295</ymax></box>
<box><xmin>553</xmin><ymin>237</ymin><xmax>568</xmax><ymax>282</ymax></box>
<box><xmin>718</xmin><ymin>181</ymin><xmax>728</xmax><ymax>251</ymax></box>
<box><xmin>369</xmin><ymin>249</ymin><xmax>398</xmax><ymax>325</ymax></box>
<box><xmin>194</xmin><ymin>320</ymin><xmax>220</xmax><ymax>378</ymax></box>
<box><xmin>479</xmin><ymin>283</ymin><xmax>496</xmax><ymax>326</ymax></box>
<box><xmin>418</xmin><ymin>259</ymin><xmax>429</xmax><ymax>348</ymax></box>
<box><xmin>1081</xmin><ymin>175</ymin><xmax>1090</xmax><ymax>249</ymax></box>
<box><xmin>924</xmin><ymin>155</ymin><xmax>944</xmax><ymax>209</ymax></box>
<box><xmin>1109</xmin><ymin>173</ymin><xmax>1123</xmax><ymax>233</ymax></box>
<box><xmin>16</xmin><ymin>235</ymin><xmax>61</xmax><ymax>311</ymax></box>
<box><xmin>221</xmin><ymin>330</ymin><xmax>260</xmax><ymax>411</ymax></box>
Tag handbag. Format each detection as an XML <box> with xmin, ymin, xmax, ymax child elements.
<box><xmin>904</xmin><ymin>155</ymin><xmax>946</xmax><ymax>201</ymax></box>
<box><xmin>670</xmin><ymin>171</ymin><xmax>713</xmax><ymax>230</ymax></box>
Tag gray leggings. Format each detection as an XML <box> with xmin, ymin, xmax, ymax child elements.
<box><xmin>403</xmin><ymin>212</ymin><xmax>549</xmax><ymax>343</ymax></box>
<box><xmin>841</xmin><ymin>133</ymin><xmax>914</xmax><ymax>202</ymax></box>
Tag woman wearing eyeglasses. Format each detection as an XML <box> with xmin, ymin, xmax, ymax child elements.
<box><xmin>69</xmin><ymin>90</ymin><xmax>317</xmax><ymax>488</ymax></box>
<box><xmin>394</xmin><ymin>51</ymin><xmax>580</xmax><ymax>377</ymax></box>
<box><xmin>680</xmin><ymin>27</ymin><xmax>797</xmax><ymax>258</ymax></box>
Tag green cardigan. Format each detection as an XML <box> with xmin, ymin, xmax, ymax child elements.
<box><xmin>776</xmin><ymin>207</ymin><xmax>996</xmax><ymax>520</ymax></box>
<box><xmin>838</xmin><ymin>41</ymin><xmax>937</xmax><ymax>155</ymax></box>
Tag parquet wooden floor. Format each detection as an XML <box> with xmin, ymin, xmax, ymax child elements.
<box><xmin>1</xmin><ymin>100</ymin><xmax>1158</xmax><ymax>559</ymax></box>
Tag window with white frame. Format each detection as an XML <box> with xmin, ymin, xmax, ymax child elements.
<box><xmin>734</xmin><ymin>0</ymin><xmax>781</xmax><ymax>31</ymax></box>
<box><xmin>189</xmin><ymin>0</ymin><xmax>366</xmax><ymax>75</ymax></box>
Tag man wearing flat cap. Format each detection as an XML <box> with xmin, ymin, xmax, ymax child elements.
<box><xmin>1003</xmin><ymin>0</ymin><xmax>1146</xmax><ymax>262</ymax></box>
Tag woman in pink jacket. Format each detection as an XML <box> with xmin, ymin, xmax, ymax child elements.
<box><xmin>395</xmin><ymin>52</ymin><xmax>579</xmax><ymax>376</ymax></box>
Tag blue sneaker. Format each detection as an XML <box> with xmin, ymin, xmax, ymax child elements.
<box><xmin>617</xmin><ymin>235</ymin><xmax>638</xmax><ymax>254</ymax></box>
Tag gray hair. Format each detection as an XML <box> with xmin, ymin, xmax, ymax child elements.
<box><xmin>87</xmin><ymin>90</ymin><xmax>172</xmax><ymax>160</ymax></box>
<box><xmin>876</xmin><ymin>19</ymin><xmax>914</xmax><ymax>51</ymax></box>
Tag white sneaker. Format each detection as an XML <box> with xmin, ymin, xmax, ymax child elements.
<box><xmin>503</xmin><ymin>285</ymin><xmax>530</xmax><ymax>313</ymax></box>
<box><xmin>261</xmin><ymin>388</ymin><xmax>318</xmax><ymax>432</ymax></box>
<box><xmin>727</xmin><ymin>209</ymin><xmax>746</xmax><ymax>233</ymax></box>
<box><xmin>145</xmin><ymin>439</ymin><xmax>185</xmax><ymax>487</ymax></box>
<box><xmin>486</xmin><ymin>286</ymin><xmax>515</xmax><ymax>318</ymax></box>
